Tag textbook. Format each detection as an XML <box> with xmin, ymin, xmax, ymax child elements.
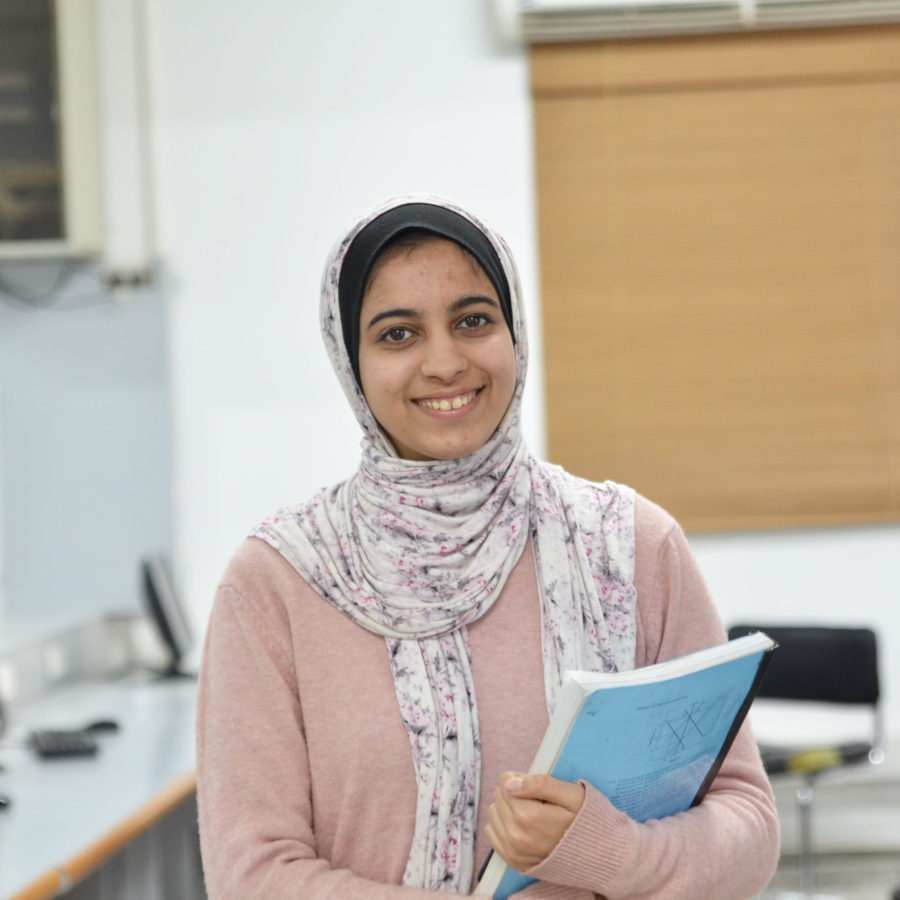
<box><xmin>473</xmin><ymin>631</ymin><xmax>776</xmax><ymax>899</ymax></box>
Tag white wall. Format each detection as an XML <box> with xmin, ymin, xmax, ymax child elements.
<box><xmin>0</xmin><ymin>405</ymin><xmax>4</xmax><ymax>617</ymax></box>
<box><xmin>145</xmin><ymin>1</ymin><xmax>900</xmax><ymax>735</ymax></box>
<box><xmin>0</xmin><ymin>273</ymin><xmax>172</xmax><ymax>622</ymax></box>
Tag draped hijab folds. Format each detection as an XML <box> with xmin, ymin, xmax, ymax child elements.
<box><xmin>252</xmin><ymin>195</ymin><xmax>637</xmax><ymax>892</ymax></box>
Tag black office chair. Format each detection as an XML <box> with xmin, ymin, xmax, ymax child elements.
<box><xmin>727</xmin><ymin>624</ymin><xmax>883</xmax><ymax>893</ymax></box>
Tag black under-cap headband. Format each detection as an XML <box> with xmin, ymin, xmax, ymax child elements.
<box><xmin>338</xmin><ymin>202</ymin><xmax>514</xmax><ymax>386</ymax></box>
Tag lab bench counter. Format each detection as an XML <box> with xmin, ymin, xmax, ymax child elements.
<box><xmin>0</xmin><ymin>674</ymin><xmax>199</xmax><ymax>900</ymax></box>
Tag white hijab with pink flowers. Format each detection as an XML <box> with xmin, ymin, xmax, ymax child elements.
<box><xmin>253</xmin><ymin>195</ymin><xmax>637</xmax><ymax>892</ymax></box>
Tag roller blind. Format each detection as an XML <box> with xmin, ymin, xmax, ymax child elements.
<box><xmin>532</xmin><ymin>25</ymin><xmax>900</xmax><ymax>530</ymax></box>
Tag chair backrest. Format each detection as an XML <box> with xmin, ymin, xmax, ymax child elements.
<box><xmin>727</xmin><ymin>624</ymin><xmax>880</xmax><ymax>706</ymax></box>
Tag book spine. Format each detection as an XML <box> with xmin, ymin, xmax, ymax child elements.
<box><xmin>689</xmin><ymin>646</ymin><xmax>776</xmax><ymax>807</ymax></box>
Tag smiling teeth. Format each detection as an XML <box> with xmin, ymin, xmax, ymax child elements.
<box><xmin>420</xmin><ymin>392</ymin><xmax>475</xmax><ymax>411</ymax></box>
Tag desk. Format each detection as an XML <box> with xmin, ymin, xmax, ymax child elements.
<box><xmin>0</xmin><ymin>674</ymin><xmax>200</xmax><ymax>900</ymax></box>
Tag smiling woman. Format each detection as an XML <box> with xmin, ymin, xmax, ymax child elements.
<box><xmin>358</xmin><ymin>237</ymin><xmax>517</xmax><ymax>462</ymax></box>
<box><xmin>195</xmin><ymin>195</ymin><xmax>780</xmax><ymax>900</ymax></box>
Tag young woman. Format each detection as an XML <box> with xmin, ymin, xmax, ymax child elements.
<box><xmin>196</xmin><ymin>195</ymin><xmax>780</xmax><ymax>899</ymax></box>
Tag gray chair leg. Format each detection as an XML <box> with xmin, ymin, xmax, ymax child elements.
<box><xmin>796</xmin><ymin>776</ymin><xmax>816</xmax><ymax>893</ymax></box>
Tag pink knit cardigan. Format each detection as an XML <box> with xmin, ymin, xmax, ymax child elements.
<box><xmin>196</xmin><ymin>494</ymin><xmax>780</xmax><ymax>899</ymax></box>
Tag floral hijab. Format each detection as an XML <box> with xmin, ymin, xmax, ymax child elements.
<box><xmin>253</xmin><ymin>194</ymin><xmax>637</xmax><ymax>892</ymax></box>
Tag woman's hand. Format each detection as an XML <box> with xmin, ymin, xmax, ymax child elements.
<box><xmin>485</xmin><ymin>771</ymin><xmax>586</xmax><ymax>873</ymax></box>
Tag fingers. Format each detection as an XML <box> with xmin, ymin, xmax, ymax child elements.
<box><xmin>485</xmin><ymin>773</ymin><xmax>586</xmax><ymax>873</ymax></box>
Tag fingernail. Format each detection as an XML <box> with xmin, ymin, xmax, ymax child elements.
<box><xmin>506</xmin><ymin>777</ymin><xmax>523</xmax><ymax>792</ymax></box>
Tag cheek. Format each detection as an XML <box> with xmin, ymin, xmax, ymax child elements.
<box><xmin>361</xmin><ymin>358</ymin><xmax>399</xmax><ymax>399</ymax></box>
<box><xmin>358</xmin><ymin>346</ymin><xmax>381</xmax><ymax>397</ymax></box>
<box><xmin>359</xmin><ymin>356</ymin><xmax>410</xmax><ymax>431</ymax></box>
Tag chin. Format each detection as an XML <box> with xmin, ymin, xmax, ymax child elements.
<box><xmin>397</xmin><ymin>437</ymin><xmax>485</xmax><ymax>462</ymax></box>
<box><xmin>424</xmin><ymin>438</ymin><xmax>491</xmax><ymax>462</ymax></box>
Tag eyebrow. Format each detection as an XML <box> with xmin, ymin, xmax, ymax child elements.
<box><xmin>364</xmin><ymin>295</ymin><xmax>500</xmax><ymax>331</ymax></box>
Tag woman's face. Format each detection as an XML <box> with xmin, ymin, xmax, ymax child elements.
<box><xmin>358</xmin><ymin>238</ymin><xmax>517</xmax><ymax>462</ymax></box>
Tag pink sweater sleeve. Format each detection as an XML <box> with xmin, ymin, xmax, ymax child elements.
<box><xmin>196</xmin><ymin>580</ymin><xmax>459</xmax><ymax>900</ymax></box>
<box><xmin>520</xmin><ymin>497</ymin><xmax>781</xmax><ymax>899</ymax></box>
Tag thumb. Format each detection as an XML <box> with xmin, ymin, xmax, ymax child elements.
<box><xmin>505</xmin><ymin>774</ymin><xmax>585</xmax><ymax>813</ymax></box>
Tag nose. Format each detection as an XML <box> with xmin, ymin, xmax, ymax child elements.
<box><xmin>420</xmin><ymin>333</ymin><xmax>468</xmax><ymax>382</ymax></box>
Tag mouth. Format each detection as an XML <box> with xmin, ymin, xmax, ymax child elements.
<box><xmin>415</xmin><ymin>388</ymin><xmax>480</xmax><ymax>412</ymax></box>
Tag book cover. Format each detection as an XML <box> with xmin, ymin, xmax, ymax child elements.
<box><xmin>474</xmin><ymin>631</ymin><xmax>776</xmax><ymax>899</ymax></box>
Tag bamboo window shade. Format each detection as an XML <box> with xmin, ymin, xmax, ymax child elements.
<box><xmin>530</xmin><ymin>25</ymin><xmax>900</xmax><ymax>531</ymax></box>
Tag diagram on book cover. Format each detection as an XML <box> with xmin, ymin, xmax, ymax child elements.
<box><xmin>599</xmin><ymin>692</ymin><xmax>734</xmax><ymax>822</ymax></box>
<box><xmin>646</xmin><ymin>695</ymin><xmax>728</xmax><ymax>763</ymax></box>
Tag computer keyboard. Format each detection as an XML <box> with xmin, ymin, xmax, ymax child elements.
<box><xmin>29</xmin><ymin>729</ymin><xmax>99</xmax><ymax>758</ymax></box>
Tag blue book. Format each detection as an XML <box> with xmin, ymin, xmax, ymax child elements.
<box><xmin>473</xmin><ymin>632</ymin><xmax>776</xmax><ymax>899</ymax></box>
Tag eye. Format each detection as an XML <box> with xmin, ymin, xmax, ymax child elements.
<box><xmin>458</xmin><ymin>313</ymin><xmax>491</xmax><ymax>330</ymax></box>
<box><xmin>379</xmin><ymin>325</ymin><xmax>415</xmax><ymax>344</ymax></box>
